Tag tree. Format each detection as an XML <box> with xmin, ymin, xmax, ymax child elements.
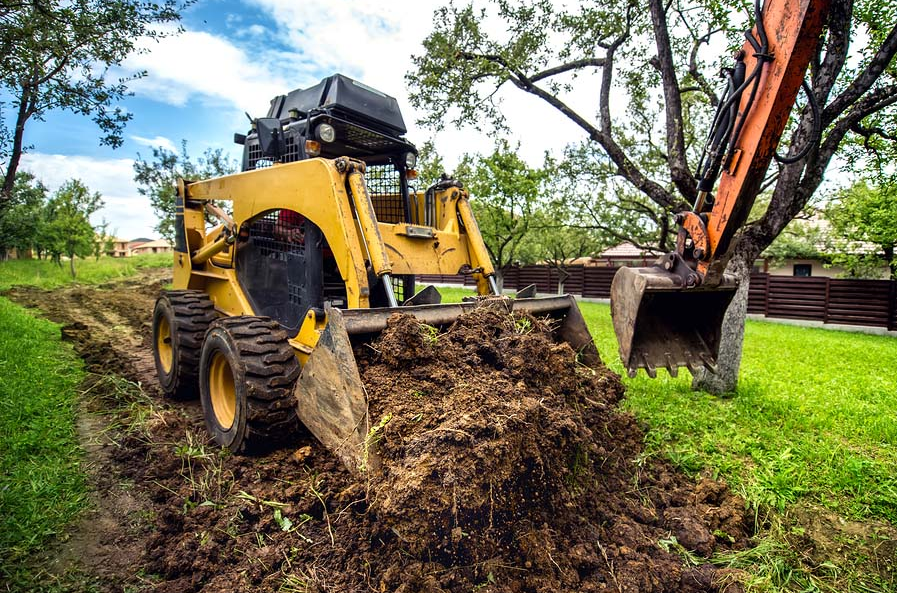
<box><xmin>133</xmin><ymin>142</ymin><xmax>237</xmax><ymax>243</ymax></box>
<box><xmin>761</xmin><ymin>219</ymin><xmax>830</xmax><ymax>265</ymax></box>
<box><xmin>826</xmin><ymin>180</ymin><xmax>897</xmax><ymax>278</ymax></box>
<box><xmin>528</xmin><ymin>198</ymin><xmax>609</xmax><ymax>293</ymax></box>
<box><xmin>454</xmin><ymin>140</ymin><xmax>548</xmax><ymax>288</ymax></box>
<box><xmin>415</xmin><ymin>140</ymin><xmax>448</xmax><ymax>188</ymax></box>
<box><xmin>41</xmin><ymin>179</ymin><xmax>103</xmax><ymax>277</ymax></box>
<box><xmin>0</xmin><ymin>0</ymin><xmax>188</xmax><ymax>200</ymax></box>
<box><xmin>0</xmin><ymin>172</ymin><xmax>47</xmax><ymax>259</ymax></box>
<box><xmin>409</xmin><ymin>0</ymin><xmax>897</xmax><ymax>392</ymax></box>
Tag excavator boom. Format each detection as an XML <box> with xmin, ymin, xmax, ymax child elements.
<box><xmin>612</xmin><ymin>0</ymin><xmax>830</xmax><ymax>377</ymax></box>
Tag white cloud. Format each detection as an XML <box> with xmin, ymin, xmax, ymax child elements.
<box><xmin>122</xmin><ymin>27</ymin><xmax>293</xmax><ymax>114</ymax></box>
<box><xmin>131</xmin><ymin>134</ymin><xmax>177</xmax><ymax>152</ymax></box>
<box><xmin>20</xmin><ymin>153</ymin><xmax>158</xmax><ymax>240</ymax></box>
<box><xmin>118</xmin><ymin>2</ymin><xmax>598</xmax><ymax>169</ymax></box>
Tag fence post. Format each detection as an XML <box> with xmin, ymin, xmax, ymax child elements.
<box><xmin>764</xmin><ymin>275</ymin><xmax>770</xmax><ymax>316</ymax></box>
<box><xmin>823</xmin><ymin>277</ymin><xmax>830</xmax><ymax>324</ymax></box>
<box><xmin>889</xmin><ymin>279</ymin><xmax>897</xmax><ymax>331</ymax></box>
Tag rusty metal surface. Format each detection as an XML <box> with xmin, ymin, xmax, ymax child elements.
<box><xmin>611</xmin><ymin>267</ymin><xmax>737</xmax><ymax>378</ymax></box>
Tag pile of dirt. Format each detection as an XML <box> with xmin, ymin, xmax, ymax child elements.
<box><xmin>4</xmin><ymin>274</ymin><xmax>751</xmax><ymax>592</ymax></box>
<box><xmin>352</xmin><ymin>307</ymin><xmax>750</xmax><ymax>592</ymax></box>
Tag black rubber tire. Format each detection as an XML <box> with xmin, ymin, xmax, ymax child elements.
<box><xmin>152</xmin><ymin>290</ymin><xmax>217</xmax><ymax>400</ymax></box>
<box><xmin>198</xmin><ymin>316</ymin><xmax>301</xmax><ymax>453</ymax></box>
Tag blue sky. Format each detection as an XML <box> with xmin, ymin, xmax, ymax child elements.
<box><xmin>12</xmin><ymin>0</ymin><xmax>591</xmax><ymax>240</ymax></box>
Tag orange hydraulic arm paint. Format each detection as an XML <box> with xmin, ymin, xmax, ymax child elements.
<box><xmin>693</xmin><ymin>0</ymin><xmax>830</xmax><ymax>285</ymax></box>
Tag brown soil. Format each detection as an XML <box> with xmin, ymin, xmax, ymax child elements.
<box><xmin>5</xmin><ymin>270</ymin><xmax>752</xmax><ymax>593</ymax></box>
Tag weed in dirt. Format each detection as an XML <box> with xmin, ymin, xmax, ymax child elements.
<box><xmin>175</xmin><ymin>431</ymin><xmax>234</xmax><ymax>509</ymax></box>
<box><xmin>418</xmin><ymin>322</ymin><xmax>440</xmax><ymax>344</ymax></box>
<box><xmin>0</xmin><ymin>297</ymin><xmax>88</xmax><ymax>587</ymax></box>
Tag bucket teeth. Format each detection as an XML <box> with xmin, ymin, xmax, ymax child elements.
<box><xmin>643</xmin><ymin>354</ymin><xmax>657</xmax><ymax>379</ymax></box>
<box><xmin>700</xmin><ymin>354</ymin><xmax>719</xmax><ymax>374</ymax></box>
<box><xmin>664</xmin><ymin>353</ymin><xmax>679</xmax><ymax>378</ymax></box>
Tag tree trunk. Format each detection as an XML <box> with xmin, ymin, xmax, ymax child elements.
<box><xmin>691</xmin><ymin>252</ymin><xmax>752</xmax><ymax>394</ymax></box>
<box><xmin>494</xmin><ymin>269</ymin><xmax>504</xmax><ymax>292</ymax></box>
<box><xmin>69</xmin><ymin>255</ymin><xmax>76</xmax><ymax>278</ymax></box>
<box><xmin>2</xmin><ymin>88</ymin><xmax>32</xmax><ymax>199</ymax></box>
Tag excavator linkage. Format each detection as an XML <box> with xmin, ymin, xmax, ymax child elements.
<box><xmin>611</xmin><ymin>266</ymin><xmax>736</xmax><ymax>378</ymax></box>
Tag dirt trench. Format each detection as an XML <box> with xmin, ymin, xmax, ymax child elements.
<box><xmin>5</xmin><ymin>270</ymin><xmax>751</xmax><ymax>592</ymax></box>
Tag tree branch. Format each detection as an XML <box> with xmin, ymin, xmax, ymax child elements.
<box><xmin>688</xmin><ymin>28</ymin><xmax>721</xmax><ymax>106</ymax></box>
<box><xmin>456</xmin><ymin>49</ymin><xmax>687</xmax><ymax>212</ymax></box>
<box><xmin>530</xmin><ymin>58</ymin><xmax>606</xmax><ymax>82</ymax></box>
<box><xmin>649</xmin><ymin>0</ymin><xmax>697</xmax><ymax>202</ymax></box>
<box><xmin>822</xmin><ymin>22</ymin><xmax>897</xmax><ymax>127</ymax></box>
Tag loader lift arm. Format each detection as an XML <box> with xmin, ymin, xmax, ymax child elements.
<box><xmin>611</xmin><ymin>0</ymin><xmax>830</xmax><ymax>377</ymax></box>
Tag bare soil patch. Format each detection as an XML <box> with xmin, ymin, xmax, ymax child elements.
<box><xmin>6</xmin><ymin>270</ymin><xmax>752</xmax><ymax>592</ymax></box>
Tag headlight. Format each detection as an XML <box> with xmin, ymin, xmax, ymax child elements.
<box><xmin>404</xmin><ymin>151</ymin><xmax>417</xmax><ymax>169</ymax></box>
<box><xmin>317</xmin><ymin>123</ymin><xmax>336</xmax><ymax>143</ymax></box>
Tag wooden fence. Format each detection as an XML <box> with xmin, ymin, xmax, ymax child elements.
<box><xmin>418</xmin><ymin>265</ymin><xmax>897</xmax><ymax>331</ymax></box>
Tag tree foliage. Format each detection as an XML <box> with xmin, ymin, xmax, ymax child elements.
<box><xmin>133</xmin><ymin>142</ymin><xmax>237</xmax><ymax>243</ymax></box>
<box><xmin>454</xmin><ymin>141</ymin><xmax>549</xmax><ymax>283</ymax></box>
<box><xmin>0</xmin><ymin>0</ymin><xmax>188</xmax><ymax>198</ymax></box>
<box><xmin>0</xmin><ymin>172</ymin><xmax>47</xmax><ymax>258</ymax></box>
<box><xmin>528</xmin><ymin>196</ymin><xmax>609</xmax><ymax>290</ymax></box>
<box><xmin>41</xmin><ymin>179</ymin><xmax>104</xmax><ymax>277</ymax></box>
<box><xmin>826</xmin><ymin>180</ymin><xmax>897</xmax><ymax>278</ymax></box>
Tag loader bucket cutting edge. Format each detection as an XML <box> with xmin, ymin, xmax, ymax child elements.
<box><xmin>294</xmin><ymin>296</ymin><xmax>600</xmax><ymax>474</ymax></box>
<box><xmin>610</xmin><ymin>266</ymin><xmax>737</xmax><ymax>378</ymax></box>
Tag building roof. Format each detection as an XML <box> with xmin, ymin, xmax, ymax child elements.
<box><xmin>598</xmin><ymin>242</ymin><xmax>659</xmax><ymax>258</ymax></box>
<box><xmin>131</xmin><ymin>239</ymin><xmax>172</xmax><ymax>249</ymax></box>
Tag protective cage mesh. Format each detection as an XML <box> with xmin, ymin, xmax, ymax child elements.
<box><xmin>247</xmin><ymin>134</ymin><xmax>301</xmax><ymax>170</ymax></box>
<box><xmin>246</xmin><ymin>210</ymin><xmax>307</xmax><ymax>308</ymax></box>
<box><xmin>367</xmin><ymin>164</ymin><xmax>405</xmax><ymax>224</ymax></box>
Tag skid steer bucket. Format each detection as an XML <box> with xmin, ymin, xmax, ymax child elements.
<box><xmin>610</xmin><ymin>266</ymin><xmax>737</xmax><ymax>378</ymax></box>
<box><xmin>293</xmin><ymin>295</ymin><xmax>599</xmax><ymax>474</ymax></box>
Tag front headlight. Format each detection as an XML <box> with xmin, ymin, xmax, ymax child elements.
<box><xmin>317</xmin><ymin>123</ymin><xmax>336</xmax><ymax>143</ymax></box>
<box><xmin>404</xmin><ymin>151</ymin><xmax>417</xmax><ymax>169</ymax></box>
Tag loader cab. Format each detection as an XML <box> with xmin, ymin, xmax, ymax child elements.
<box><xmin>234</xmin><ymin>74</ymin><xmax>421</xmax><ymax>312</ymax></box>
<box><xmin>235</xmin><ymin>73</ymin><xmax>419</xmax><ymax>226</ymax></box>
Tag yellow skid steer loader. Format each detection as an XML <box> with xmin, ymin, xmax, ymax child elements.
<box><xmin>152</xmin><ymin>74</ymin><xmax>598</xmax><ymax>472</ymax></box>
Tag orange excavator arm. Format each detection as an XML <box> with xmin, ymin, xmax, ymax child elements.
<box><xmin>611</xmin><ymin>0</ymin><xmax>830</xmax><ymax>377</ymax></box>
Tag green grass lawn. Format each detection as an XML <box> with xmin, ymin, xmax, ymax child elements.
<box><xmin>0</xmin><ymin>298</ymin><xmax>87</xmax><ymax>586</ymax></box>
<box><xmin>0</xmin><ymin>254</ymin><xmax>171</xmax><ymax>588</ymax></box>
<box><xmin>0</xmin><ymin>252</ymin><xmax>171</xmax><ymax>291</ymax></box>
<box><xmin>439</xmin><ymin>285</ymin><xmax>897</xmax><ymax>591</ymax></box>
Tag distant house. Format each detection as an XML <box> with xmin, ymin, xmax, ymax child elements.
<box><xmin>567</xmin><ymin>242</ymin><xmax>660</xmax><ymax>268</ymax></box>
<box><xmin>759</xmin><ymin>217</ymin><xmax>890</xmax><ymax>279</ymax></box>
<box><xmin>107</xmin><ymin>237</ymin><xmax>130</xmax><ymax>258</ymax></box>
<box><xmin>129</xmin><ymin>239</ymin><xmax>173</xmax><ymax>256</ymax></box>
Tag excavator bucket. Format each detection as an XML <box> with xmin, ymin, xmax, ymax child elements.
<box><xmin>610</xmin><ymin>266</ymin><xmax>737</xmax><ymax>378</ymax></box>
<box><xmin>293</xmin><ymin>295</ymin><xmax>599</xmax><ymax>474</ymax></box>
